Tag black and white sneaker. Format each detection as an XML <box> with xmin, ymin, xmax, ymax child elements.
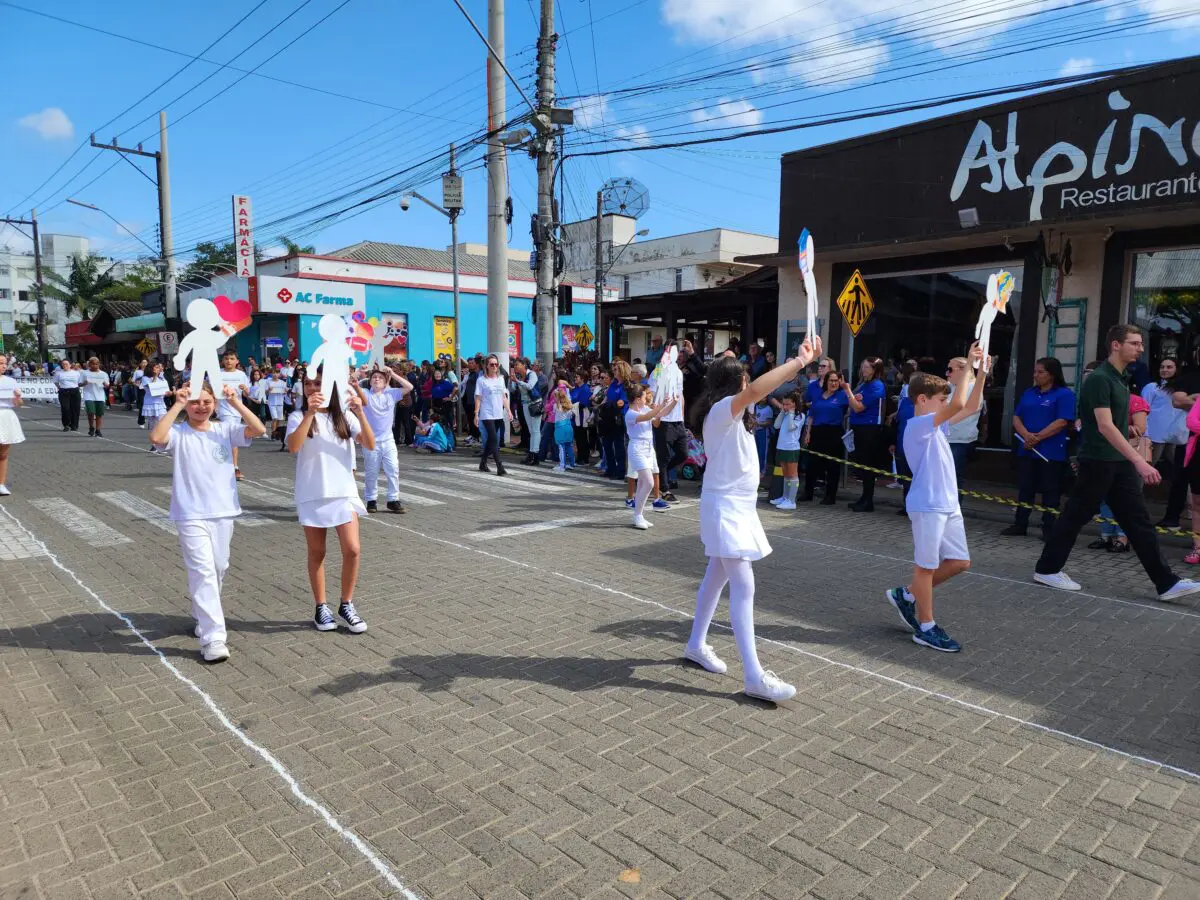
<box><xmin>338</xmin><ymin>602</ymin><xmax>368</xmax><ymax>634</ymax></box>
<box><xmin>314</xmin><ymin>604</ymin><xmax>338</xmax><ymax>631</ymax></box>
<box><xmin>366</xmin><ymin>500</ymin><xmax>378</xmax><ymax>513</ymax></box>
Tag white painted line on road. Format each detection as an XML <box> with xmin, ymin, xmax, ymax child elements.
<box><xmin>374</xmin><ymin>491</ymin><xmax>443</xmax><ymax>508</ymax></box>
<box><xmin>464</xmin><ymin>517</ymin><xmax>593</xmax><ymax>541</ymax></box>
<box><xmin>151</xmin><ymin>487</ymin><xmax>276</xmax><ymax>527</ymax></box>
<box><xmin>96</xmin><ymin>491</ymin><xmax>178</xmax><ymax>536</ymax></box>
<box><xmin>0</xmin><ymin>515</ymin><xmax>48</xmax><ymax>559</ymax></box>
<box><xmin>466</xmin><ymin>462</ymin><xmax>606</xmax><ymax>488</ymax></box>
<box><xmin>428</xmin><ymin>466</ymin><xmax>568</xmax><ymax>493</ymax></box>
<box><xmin>414</xmin><ymin>470</ymin><xmax>540</xmax><ymax>497</ymax></box>
<box><xmin>399</xmin><ymin>478</ymin><xmax>481</xmax><ymax>502</ymax></box>
<box><xmin>235</xmin><ymin>482</ymin><xmax>295</xmax><ymax>510</ymax></box>
<box><xmin>0</xmin><ymin>505</ymin><xmax>422</xmax><ymax>900</ymax></box>
<box><xmin>29</xmin><ymin>498</ymin><xmax>133</xmax><ymax>547</ymax></box>
<box><xmin>263</xmin><ymin>477</ymin><xmax>296</xmax><ymax>492</ymax></box>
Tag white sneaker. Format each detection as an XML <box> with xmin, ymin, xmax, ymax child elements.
<box><xmin>194</xmin><ymin>624</ymin><xmax>201</xmax><ymax>638</ymax></box>
<box><xmin>1033</xmin><ymin>571</ymin><xmax>1081</xmax><ymax>592</ymax></box>
<box><xmin>745</xmin><ymin>670</ymin><xmax>797</xmax><ymax>702</ymax></box>
<box><xmin>0</xmin><ymin>484</ymin><xmax>10</xmax><ymax>496</ymax></box>
<box><xmin>776</xmin><ymin>500</ymin><xmax>797</xmax><ymax>510</ymax></box>
<box><xmin>631</xmin><ymin>516</ymin><xmax>652</xmax><ymax>530</ymax></box>
<box><xmin>201</xmin><ymin>641</ymin><xmax>230</xmax><ymax>663</ymax></box>
<box><xmin>768</xmin><ymin>497</ymin><xmax>783</xmax><ymax>506</ymax></box>
<box><xmin>1159</xmin><ymin>579</ymin><xmax>1200</xmax><ymax>602</ymax></box>
<box><xmin>139</xmin><ymin>423</ymin><xmax>146</xmax><ymax>429</ymax></box>
<box><xmin>683</xmin><ymin>643</ymin><xmax>727</xmax><ymax>674</ymax></box>
<box><xmin>552</xmin><ymin>465</ymin><xmax>566</xmax><ymax>473</ymax></box>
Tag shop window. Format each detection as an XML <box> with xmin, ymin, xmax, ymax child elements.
<box><xmin>1129</xmin><ymin>247</ymin><xmax>1200</xmax><ymax>370</ymax></box>
<box><xmin>848</xmin><ymin>264</ymin><xmax>1023</xmax><ymax>446</ymax></box>
<box><xmin>622</xmin><ymin>275</ymin><xmax>630</xmax><ymax>298</ymax></box>
<box><xmin>674</xmin><ymin>268</ymin><xmax>683</xmax><ymax>292</ymax></box>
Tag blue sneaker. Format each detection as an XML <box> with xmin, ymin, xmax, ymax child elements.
<box><xmin>652</xmin><ymin>498</ymin><xmax>670</xmax><ymax>510</ymax></box>
<box><xmin>625</xmin><ymin>498</ymin><xmax>635</xmax><ymax>509</ymax></box>
<box><xmin>912</xmin><ymin>624</ymin><xmax>961</xmax><ymax>653</ymax></box>
<box><xmin>886</xmin><ymin>587</ymin><xmax>920</xmax><ymax>633</ymax></box>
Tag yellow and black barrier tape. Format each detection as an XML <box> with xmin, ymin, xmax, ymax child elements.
<box><xmin>784</xmin><ymin>446</ymin><xmax>1195</xmax><ymax>539</ymax></box>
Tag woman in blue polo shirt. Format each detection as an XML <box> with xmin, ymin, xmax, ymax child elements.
<box><xmin>1002</xmin><ymin>357</ymin><xmax>1075</xmax><ymax>539</ymax></box>
<box><xmin>801</xmin><ymin>371</ymin><xmax>850</xmax><ymax>504</ymax></box>
<box><xmin>845</xmin><ymin>357</ymin><xmax>887</xmax><ymax>512</ymax></box>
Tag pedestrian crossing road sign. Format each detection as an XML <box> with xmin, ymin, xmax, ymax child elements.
<box><xmin>574</xmin><ymin>322</ymin><xmax>594</xmax><ymax>350</ymax></box>
<box><xmin>836</xmin><ymin>270</ymin><xmax>874</xmax><ymax>338</ymax></box>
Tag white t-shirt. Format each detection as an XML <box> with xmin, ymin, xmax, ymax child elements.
<box><xmin>217</xmin><ymin>369</ymin><xmax>249</xmax><ymax>419</ymax></box>
<box><xmin>944</xmin><ymin>383</ymin><xmax>983</xmax><ymax>444</ymax></box>
<box><xmin>701</xmin><ymin>396</ymin><xmax>758</xmax><ymax>497</ymax></box>
<box><xmin>80</xmin><ymin>370</ymin><xmax>109</xmax><ymax>402</ymax></box>
<box><xmin>624</xmin><ymin>407</ymin><xmax>653</xmax><ymax>448</ymax></box>
<box><xmin>648</xmin><ymin>371</ymin><xmax>684</xmax><ymax>423</ymax></box>
<box><xmin>160</xmin><ymin>421</ymin><xmax>252</xmax><ymax>521</ymax></box>
<box><xmin>287</xmin><ymin>411</ymin><xmax>362</xmax><ymax>505</ymax></box>
<box><xmin>0</xmin><ymin>375</ymin><xmax>18</xmax><ymax>407</ymax></box>
<box><xmin>476</xmin><ymin>375</ymin><xmax>507</xmax><ymax>420</ymax></box>
<box><xmin>53</xmin><ymin>369</ymin><xmax>82</xmax><ymax>390</ymax></box>
<box><xmin>364</xmin><ymin>387</ymin><xmax>404</xmax><ymax>438</ymax></box>
<box><xmin>775</xmin><ymin>410</ymin><xmax>805</xmax><ymax>451</ymax></box>
<box><xmin>903</xmin><ymin>412</ymin><xmax>959</xmax><ymax>513</ymax></box>
<box><xmin>267</xmin><ymin>376</ymin><xmax>288</xmax><ymax>396</ymax></box>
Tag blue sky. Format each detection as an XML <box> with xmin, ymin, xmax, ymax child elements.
<box><xmin>1</xmin><ymin>0</ymin><xmax>1197</xmax><ymax>271</ymax></box>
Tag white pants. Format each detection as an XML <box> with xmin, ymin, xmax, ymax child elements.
<box><xmin>363</xmin><ymin>438</ymin><xmax>400</xmax><ymax>502</ymax></box>
<box><xmin>177</xmin><ymin>517</ymin><xmax>234</xmax><ymax>645</ymax></box>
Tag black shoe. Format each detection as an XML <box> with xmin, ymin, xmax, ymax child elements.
<box><xmin>479</xmin><ymin>460</ymin><xmax>491</xmax><ymax>472</ymax></box>
<box><xmin>496</xmin><ymin>464</ymin><xmax>508</xmax><ymax>476</ymax></box>
<box><xmin>366</xmin><ymin>500</ymin><xmax>378</xmax><ymax>513</ymax></box>
<box><xmin>94</xmin><ymin>430</ymin><xmax>102</xmax><ymax>437</ymax></box>
<box><xmin>848</xmin><ymin>501</ymin><xmax>874</xmax><ymax>512</ymax></box>
<box><xmin>62</xmin><ymin>426</ymin><xmax>69</xmax><ymax>432</ymax></box>
<box><xmin>387</xmin><ymin>500</ymin><xmax>406</xmax><ymax>514</ymax></box>
<box><xmin>88</xmin><ymin>428</ymin><xmax>95</xmax><ymax>437</ymax></box>
<box><xmin>662</xmin><ymin>491</ymin><xmax>678</xmax><ymax>502</ymax></box>
<box><xmin>1087</xmin><ymin>537</ymin><xmax>1114</xmax><ymax>550</ymax></box>
<box><xmin>1157</xmin><ymin>519</ymin><xmax>1181</xmax><ymax>529</ymax></box>
<box><xmin>1000</xmin><ymin>525</ymin><xmax>1027</xmax><ymax>536</ymax></box>
<box><xmin>896</xmin><ymin>506</ymin><xmax>908</xmax><ymax>516</ymax></box>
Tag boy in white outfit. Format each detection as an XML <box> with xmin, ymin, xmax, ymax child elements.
<box><xmin>885</xmin><ymin>342</ymin><xmax>986</xmax><ymax>653</ymax></box>
<box><xmin>151</xmin><ymin>382</ymin><xmax>266</xmax><ymax>662</ymax></box>
<box><xmin>359</xmin><ymin>367</ymin><xmax>412</xmax><ymax>513</ymax></box>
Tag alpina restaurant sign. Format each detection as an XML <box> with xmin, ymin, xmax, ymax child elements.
<box><xmin>779</xmin><ymin>62</ymin><xmax>1199</xmax><ymax>250</ymax></box>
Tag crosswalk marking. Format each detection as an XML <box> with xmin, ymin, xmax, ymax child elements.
<box><xmin>428</xmin><ymin>466</ymin><xmax>568</xmax><ymax>493</ymax></box>
<box><xmin>29</xmin><ymin>498</ymin><xmax>132</xmax><ymax>547</ymax></box>
<box><xmin>263</xmin><ymin>477</ymin><xmax>296</xmax><ymax>492</ymax></box>
<box><xmin>96</xmin><ymin>491</ymin><xmax>178</xmax><ymax>536</ymax></box>
<box><xmin>235</xmin><ymin>482</ymin><xmax>295</xmax><ymax>510</ymax></box>
<box><xmin>463</xmin><ymin>517</ymin><xmax>594</xmax><ymax>541</ymax></box>
<box><xmin>487</xmin><ymin>463</ymin><xmax>609</xmax><ymax>488</ymax></box>
<box><xmin>374</xmin><ymin>490</ymin><xmax>443</xmax><ymax>508</ymax></box>
<box><xmin>413</xmin><ymin>471</ymin><xmax>531</xmax><ymax>496</ymax></box>
<box><xmin>150</xmin><ymin>487</ymin><xmax>275</xmax><ymax>527</ymax></box>
<box><xmin>0</xmin><ymin>515</ymin><xmax>48</xmax><ymax>560</ymax></box>
<box><xmin>399</xmin><ymin>478</ymin><xmax>480</xmax><ymax>502</ymax></box>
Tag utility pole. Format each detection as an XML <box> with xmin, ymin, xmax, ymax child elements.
<box><xmin>594</xmin><ymin>190</ymin><xmax>604</xmax><ymax>349</ymax></box>
<box><xmin>90</xmin><ymin>110</ymin><xmax>176</xmax><ymax>325</ymax></box>
<box><xmin>533</xmin><ymin>0</ymin><xmax>556</xmax><ymax>373</ymax></box>
<box><xmin>446</xmin><ymin>143</ymin><xmax>463</xmax><ymax>435</ymax></box>
<box><xmin>1</xmin><ymin>211</ymin><xmax>47</xmax><ymax>362</ymax></box>
<box><xmin>486</xmin><ymin>0</ymin><xmax>510</xmax><ymax>367</ymax></box>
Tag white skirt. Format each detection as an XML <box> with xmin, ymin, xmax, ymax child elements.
<box><xmin>142</xmin><ymin>398</ymin><xmax>168</xmax><ymax>418</ymax></box>
<box><xmin>627</xmin><ymin>438</ymin><xmax>658</xmax><ymax>474</ymax></box>
<box><xmin>699</xmin><ymin>490</ymin><xmax>771</xmax><ymax>561</ymax></box>
<box><xmin>297</xmin><ymin>496</ymin><xmax>366</xmax><ymax>528</ymax></box>
<box><xmin>0</xmin><ymin>409</ymin><xmax>25</xmax><ymax>445</ymax></box>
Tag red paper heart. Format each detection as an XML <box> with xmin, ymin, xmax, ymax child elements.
<box><xmin>213</xmin><ymin>295</ymin><xmax>253</xmax><ymax>322</ymax></box>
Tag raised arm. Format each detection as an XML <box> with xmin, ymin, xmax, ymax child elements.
<box><xmin>731</xmin><ymin>336</ymin><xmax>820</xmax><ymax>419</ymax></box>
<box><xmin>843</xmin><ymin>380</ymin><xmax>865</xmax><ymax>413</ymax></box>
<box><xmin>934</xmin><ymin>343</ymin><xmax>985</xmax><ymax>428</ymax></box>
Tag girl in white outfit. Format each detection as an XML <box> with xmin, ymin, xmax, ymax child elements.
<box><xmin>141</xmin><ymin>362</ymin><xmax>171</xmax><ymax>453</ymax></box>
<box><xmin>287</xmin><ymin>372</ymin><xmax>376</xmax><ymax>633</ymax></box>
<box><xmin>0</xmin><ymin>354</ymin><xmax>25</xmax><ymax>496</ymax></box>
<box><xmin>360</xmin><ymin>367</ymin><xmax>413</xmax><ymax>514</ymax></box>
<box><xmin>150</xmin><ymin>382</ymin><xmax>266</xmax><ymax>662</ymax></box>
<box><xmin>684</xmin><ymin>336</ymin><xmax>820</xmax><ymax>703</ymax></box>
<box><xmin>265</xmin><ymin>372</ymin><xmax>288</xmax><ymax>442</ymax></box>
<box><xmin>624</xmin><ymin>383</ymin><xmax>676</xmax><ymax>530</ymax></box>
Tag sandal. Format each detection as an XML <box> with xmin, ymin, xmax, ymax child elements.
<box><xmin>1185</xmin><ymin>549</ymin><xmax>1200</xmax><ymax>565</ymax></box>
<box><xmin>1108</xmin><ymin>539</ymin><xmax>1131</xmax><ymax>553</ymax></box>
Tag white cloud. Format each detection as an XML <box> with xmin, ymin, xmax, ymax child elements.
<box><xmin>1059</xmin><ymin>57</ymin><xmax>1096</xmax><ymax>77</ymax></box>
<box><xmin>690</xmin><ymin>99</ymin><xmax>764</xmax><ymax>129</ymax></box>
<box><xmin>615</xmin><ymin>125</ymin><xmax>652</xmax><ymax>146</ymax></box>
<box><xmin>18</xmin><ymin>107</ymin><xmax>74</xmax><ymax>140</ymax></box>
<box><xmin>787</xmin><ymin>37</ymin><xmax>889</xmax><ymax>85</ymax></box>
<box><xmin>571</xmin><ymin>94</ymin><xmax>612</xmax><ymax>131</ymax></box>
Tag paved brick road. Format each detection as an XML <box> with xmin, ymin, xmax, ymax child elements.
<box><xmin>0</xmin><ymin>404</ymin><xmax>1197</xmax><ymax>899</ymax></box>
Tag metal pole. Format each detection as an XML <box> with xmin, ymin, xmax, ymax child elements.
<box><xmin>30</xmin><ymin>208</ymin><xmax>46</xmax><ymax>363</ymax></box>
<box><xmin>534</xmin><ymin>0</ymin><xmax>556</xmax><ymax>373</ymax></box>
<box><xmin>486</xmin><ymin>0</ymin><xmax>510</xmax><ymax>368</ymax></box>
<box><xmin>449</xmin><ymin>143</ymin><xmax>462</xmax><ymax>437</ymax></box>
<box><xmin>594</xmin><ymin>190</ymin><xmax>603</xmax><ymax>351</ymax></box>
<box><xmin>157</xmin><ymin>111</ymin><xmax>178</xmax><ymax>324</ymax></box>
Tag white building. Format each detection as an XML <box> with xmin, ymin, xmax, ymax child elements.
<box><xmin>0</xmin><ymin>233</ymin><xmax>94</xmax><ymax>350</ymax></box>
<box><xmin>560</xmin><ymin>215</ymin><xmax>777</xmax><ymax>300</ymax></box>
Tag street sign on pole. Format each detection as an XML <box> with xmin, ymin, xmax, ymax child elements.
<box><xmin>836</xmin><ymin>269</ymin><xmax>874</xmax><ymax>338</ymax></box>
<box><xmin>442</xmin><ymin>174</ymin><xmax>463</xmax><ymax>211</ymax></box>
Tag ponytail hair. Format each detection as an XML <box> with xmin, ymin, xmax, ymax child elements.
<box><xmin>300</xmin><ymin>368</ymin><xmax>353</xmax><ymax>440</ymax></box>
<box><xmin>691</xmin><ymin>356</ymin><xmax>752</xmax><ymax>433</ymax></box>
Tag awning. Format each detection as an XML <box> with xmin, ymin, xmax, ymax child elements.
<box><xmin>114</xmin><ymin>312</ymin><xmax>166</xmax><ymax>333</ymax></box>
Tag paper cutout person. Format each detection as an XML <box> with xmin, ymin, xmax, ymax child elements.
<box><xmin>175</xmin><ymin>298</ymin><xmax>226</xmax><ymax>396</ymax></box>
<box><xmin>975</xmin><ymin>270</ymin><xmax>1015</xmax><ymax>369</ymax></box>
<box><xmin>652</xmin><ymin>343</ymin><xmax>682</xmax><ymax>407</ymax></box>
<box><xmin>311</xmin><ymin>313</ymin><xmax>356</xmax><ymax>401</ymax></box>
<box><xmin>798</xmin><ymin>228</ymin><xmax>818</xmax><ymax>344</ymax></box>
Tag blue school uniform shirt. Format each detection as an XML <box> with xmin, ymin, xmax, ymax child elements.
<box><xmin>896</xmin><ymin>394</ymin><xmax>915</xmax><ymax>444</ymax></box>
<box><xmin>1014</xmin><ymin>385</ymin><xmax>1075</xmax><ymax>461</ymax></box>
<box><xmin>903</xmin><ymin>412</ymin><xmax>959</xmax><ymax>513</ymax></box>
<box><xmin>848</xmin><ymin>378</ymin><xmax>886</xmax><ymax>426</ymax></box>
<box><xmin>808</xmin><ymin>389</ymin><xmax>849</xmax><ymax>427</ymax></box>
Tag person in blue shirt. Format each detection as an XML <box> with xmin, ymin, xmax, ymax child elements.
<box><xmin>889</xmin><ymin>360</ymin><xmax>918</xmax><ymax>517</ymax></box>
<box><xmin>1002</xmin><ymin>357</ymin><xmax>1075</xmax><ymax>539</ymax></box>
<box><xmin>846</xmin><ymin>357</ymin><xmax>888</xmax><ymax>512</ymax></box>
<box><xmin>802</xmin><ymin>371</ymin><xmax>851</xmax><ymax>504</ymax></box>
<box><xmin>804</xmin><ymin>356</ymin><xmax>835</xmax><ymax>408</ymax></box>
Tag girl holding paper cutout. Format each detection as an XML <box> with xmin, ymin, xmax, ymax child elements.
<box><xmin>81</xmin><ymin>357</ymin><xmax>110</xmax><ymax>437</ymax></box>
<box><xmin>286</xmin><ymin>370</ymin><xmax>376</xmax><ymax>634</ymax></box>
<box><xmin>0</xmin><ymin>353</ymin><xmax>25</xmax><ymax>497</ymax></box>
<box><xmin>141</xmin><ymin>362</ymin><xmax>171</xmax><ymax>453</ymax></box>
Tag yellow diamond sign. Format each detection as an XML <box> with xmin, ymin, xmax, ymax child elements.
<box><xmin>575</xmin><ymin>322</ymin><xmax>594</xmax><ymax>350</ymax></box>
<box><xmin>836</xmin><ymin>269</ymin><xmax>874</xmax><ymax>338</ymax></box>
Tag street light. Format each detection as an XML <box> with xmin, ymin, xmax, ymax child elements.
<box><xmin>67</xmin><ymin>198</ymin><xmax>160</xmax><ymax>258</ymax></box>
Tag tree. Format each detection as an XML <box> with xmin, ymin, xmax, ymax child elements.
<box><xmin>41</xmin><ymin>254</ymin><xmax>115</xmax><ymax>319</ymax></box>
<box><xmin>7</xmin><ymin>321</ymin><xmax>39</xmax><ymax>360</ymax></box>
<box><xmin>179</xmin><ymin>240</ymin><xmax>266</xmax><ymax>288</ymax></box>
<box><xmin>100</xmin><ymin>262</ymin><xmax>161</xmax><ymax>305</ymax></box>
<box><xmin>279</xmin><ymin>236</ymin><xmax>315</xmax><ymax>255</ymax></box>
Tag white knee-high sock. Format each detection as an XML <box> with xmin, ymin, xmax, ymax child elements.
<box><xmin>688</xmin><ymin>556</ymin><xmax>727</xmax><ymax>649</ymax></box>
<box><xmin>784</xmin><ymin>477</ymin><xmax>799</xmax><ymax>502</ymax></box>
<box><xmin>634</xmin><ymin>469</ymin><xmax>654</xmax><ymax>518</ymax></box>
<box><xmin>721</xmin><ymin>557</ymin><xmax>765</xmax><ymax>684</ymax></box>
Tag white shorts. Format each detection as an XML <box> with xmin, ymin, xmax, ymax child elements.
<box><xmin>627</xmin><ymin>439</ymin><xmax>657</xmax><ymax>476</ymax></box>
<box><xmin>910</xmin><ymin>511</ymin><xmax>969</xmax><ymax>570</ymax></box>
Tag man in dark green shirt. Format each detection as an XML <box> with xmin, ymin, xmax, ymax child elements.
<box><xmin>1035</xmin><ymin>323</ymin><xmax>1200</xmax><ymax>601</ymax></box>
